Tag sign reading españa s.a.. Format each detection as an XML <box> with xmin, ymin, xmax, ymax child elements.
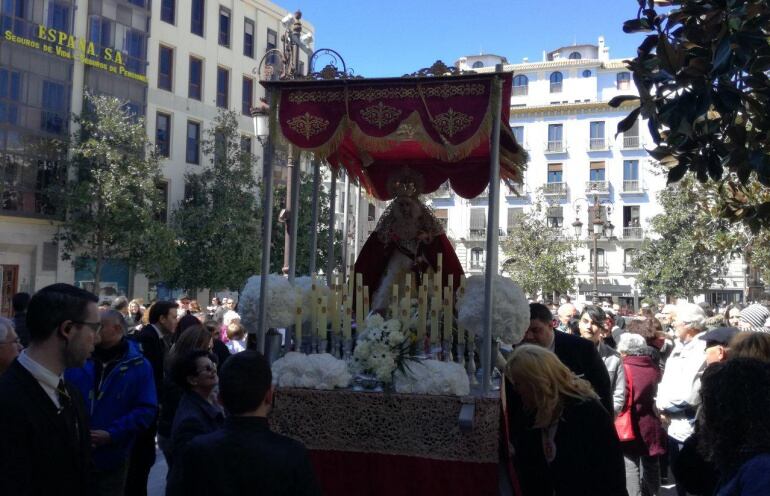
<box><xmin>3</xmin><ymin>25</ymin><xmax>148</xmax><ymax>84</ymax></box>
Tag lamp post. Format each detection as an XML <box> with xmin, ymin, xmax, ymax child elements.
<box><xmin>572</xmin><ymin>192</ymin><xmax>614</xmax><ymax>304</ymax></box>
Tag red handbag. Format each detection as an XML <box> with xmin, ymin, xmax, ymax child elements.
<box><xmin>614</xmin><ymin>363</ymin><xmax>635</xmax><ymax>441</ymax></box>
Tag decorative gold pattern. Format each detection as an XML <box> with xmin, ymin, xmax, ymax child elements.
<box><xmin>286</xmin><ymin>112</ymin><xmax>330</xmax><ymax>140</ymax></box>
<box><xmin>286</xmin><ymin>83</ymin><xmax>485</xmax><ymax>104</ymax></box>
<box><xmin>432</xmin><ymin>108</ymin><xmax>473</xmax><ymax>137</ymax></box>
<box><xmin>359</xmin><ymin>102</ymin><xmax>403</xmax><ymax>129</ymax></box>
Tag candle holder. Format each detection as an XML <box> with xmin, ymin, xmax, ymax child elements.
<box><xmin>330</xmin><ymin>333</ymin><xmax>341</xmax><ymax>359</ymax></box>
<box><xmin>441</xmin><ymin>340</ymin><xmax>453</xmax><ymax>362</ymax></box>
<box><xmin>320</xmin><ymin>336</ymin><xmax>328</xmax><ymax>355</ymax></box>
<box><xmin>466</xmin><ymin>335</ymin><xmax>479</xmax><ymax>386</ymax></box>
<box><xmin>456</xmin><ymin>341</ymin><xmax>466</xmax><ymax>368</ymax></box>
<box><xmin>343</xmin><ymin>337</ymin><xmax>353</xmax><ymax>361</ymax></box>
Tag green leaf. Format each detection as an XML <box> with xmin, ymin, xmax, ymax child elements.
<box><xmin>616</xmin><ymin>107</ymin><xmax>642</xmax><ymax>136</ymax></box>
<box><xmin>608</xmin><ymin>95</ymin><xmax>640</xmax><ymax>108</ymax></box>
<box><xmin>667</xmin><ymin>163</ymin><xmax>688</xmax><ymax>184</ymax></box>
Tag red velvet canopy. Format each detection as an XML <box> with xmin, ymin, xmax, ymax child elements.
<box><xmin>261</xmin><ymin>72</ymin><xmax>527</xmax><ymax>200</ymax></box>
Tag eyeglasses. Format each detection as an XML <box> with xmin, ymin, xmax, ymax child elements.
<box><xmin>197</xmin><ymin>363</ymin><xmax>217</xmax><ymax>374</ymax></box>
<box><xmin>72</xmin><ymin>321</ymin><xmax>102</xmax><ymax>334</ymax></box>
<box><xmin>0</xmin><ymin>337</ymin><xmax>20</xmax><ymax>346</ymax></box>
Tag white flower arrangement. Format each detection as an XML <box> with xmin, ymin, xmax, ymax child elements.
<box><xmin>272</xmin><ymin>352</ymin><xmax>352</xmax><ymax>390</ymax></box>
<box><xmin>350</xmin><ymin>315</ymin><xmax>416</xmax><ymax>383</ymax></box>
<box><xmin>239</xmin><ymin>274</ymin><xmax>297</xmax><ymax>329</ymax></box>
<box><xmin>456</xmin><ymin>275</ymin><xmax>529</xmax><ymax>345</ymax></box>
<box><xmin>293</xmin><ymin>276</ymin><xmax>331</xmax><ymax>323</ymax></box>
<box><xmin>394</xmin><ymin>359</ymin><xmax>470</xmax><ymax>396</ymax></box>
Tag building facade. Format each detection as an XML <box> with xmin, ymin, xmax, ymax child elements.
<box><xmin>448</xmin><ymin>39</ymin><xmax>749</xmax><ymax>308</ymax></box>
<box><xmin>0</xmin><ymin>0</ymin><xmax>311</xmax><ymax>313</ymax></box>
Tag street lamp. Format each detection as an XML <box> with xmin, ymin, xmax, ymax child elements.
<box><xmin>572</xmin><ymin>192</ymin><xmax>614</xmax><ymax>304</ymax></box>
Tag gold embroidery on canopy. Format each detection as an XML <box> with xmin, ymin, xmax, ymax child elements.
<box><xmin>286</xmin><ymin>112</ymin><xmax>330</xmax><ymax>140</ymax></box>
<box><xmin>285</xmin><ymin>83</ymin><xmax>486</xmax><ymax>104</ymax></box>
<box><xmin>359</xmin><ymin>102</ymin><xmax>403</xmax><ymax>129</ymax></box>
<box><xmin>432</xmin><ymin>109</ymin><xmax>473</xmax><ymax>138</ymax></box>
<box><xmin>287</xmin><ymin>91</ymin><xmax>346</xmax><ymax>104</ymax></box>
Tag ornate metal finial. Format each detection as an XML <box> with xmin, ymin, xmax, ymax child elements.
<box><xmin>307</xmin><ymin>48</ymin><xmax>357</xmax><ymax>80</ymax></box>
<box><xmin>406</xmin><ymin>60</ymin><xmax>462</xmax><ymax>78</ymax></box>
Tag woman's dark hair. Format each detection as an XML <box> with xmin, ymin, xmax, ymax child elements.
<box><xmin>176</xmin><ymin>314</ymin><xmax>201</xmax><ymax>335</ymax></box>
<box><xmin>724</xmin><ymin>304</ymin><xmax>744</xmax><ymax>322</ymax></box>
<box><xmin>626</xmin><ymin>318</ymin><xmax>657</xmax><ymax>339</ymax></box>
<box><xmin>566</xmin><ymin>317</ymin><xmax>580</xmax><ymax>336</ymax></box>
<box><xmin>580</xmin><ymin>305</ymin><xmax>607</xmax><ymax>333</ymax></box>
<box><xmin>171</xmin><ymin>349</ymin><xmax>213</xmax><ymax>390</ymax></box>
<box><xmin>699</xmin><ymin>358</ymin><xmax>770</xmax><ymax>474</ymax></box>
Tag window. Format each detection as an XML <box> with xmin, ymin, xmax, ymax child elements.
<box><xmin>188</xmin><ymin>56</ymin><xmax>202</xmax><ymax>100</ymax></box>
<box><xmin>470</xmin><ymin>208</ymin><xmax>486</xmax><ymax>238</ymax></box>
<box><xmin>244</xmin><ymin>18</ymin><xmax>255</xmax><ymax>58</ymax></box>
<box><xmin>367</xmin><ymin>203</ymin><xmax>376</xmax><ymax>221</ymax></box>
<box><xmin>128</xmin><ymin>0</ymin><xmax>146</xmax><ymax>6</ymax></box>
<box><xmin>242</xmin><ymin>76</ymin><xmax>253</xmax><ymax>116</ymax></box>
<box><xmin>434</xmin><ymin>208</ymin><xmax>448</xmax><ymax>231</ymax></box>
<box><xmin>617</xmin><ymin>72</ymin><xmax>631</xmax><ymax>90</ymax></box>
<box><xmin>0</xmin><ymin>69</ymin><xmax>21</xmax><ymax>125</ymax></box>
<box><xmin>547</xmin><ymin>124</ymin><xmax>563</xmax><ymax>151</ymax></box>
<box><xmin>582</xmin><ymin>69</ymin><xmax>592</xmax><ymax>78</ymax></box>
<box><xmin>158</xmin><ymin>45</ymin><xmax>174</xmax><ymax>91</ymax></box>
<box><xmin>623</xmin><ymin>160</ymin><xmax>639</xmax><ymax>181</ymax></box>
<box><xmin>161</xmin><ymin>0</ymin><xmax>175</xmax><ymax>24</ymax></box>
<box><xmin>589</xmin><ymin>121</ymin><xmax>605</xmax><ymax>149</ymax></box>
<box><xmin>589</xmin><ymin>162</ymin><xmax>606</xmax><ymax>182</ymax></box>
<box><xmin>587</xmin><ymin>206</ymin><xmax>608</xmax><ymax>226</ymax></box>
<box><xmin>48</xmin><ymin>1</ymin><xmax>70</xmax><ymax>32</ymax></box>
<box><xmin>156</xmin><ymin>181</ymin><xmax>169</xmax><ymax>223</ymax></box>
<box><xmin>547</xmin><ymin>163</ymin><xmax>562</xmax><ymax>183</ymax></box>
<box><xmin>471</xmin><ymin>61</ymin><xmax>484</xmax><ymax>69</ymax></box>
<box><xmin>623</xmin><ymin>119</ymin><xmax>640</xmax><ymax>148</ymax></box>
<box><xmin>623</xmin><ymin>206</ymin><xmax>640</xmax><ymax>227</ymax></box>
<box><xmin>156</xmin><ymin>113</ymin><xmax>171</xmax><ymax>157</ymax></box>
<box><xmin>240</xmin><ymin>136</ymin><xmax>252</xmax><ymax>155</ymax></box>
<box><xmin>2</xmin><ymin>0</ymin><xmax>25</xmax><ymax>36</ymax></box>
<box><xmin>186</xmin><ymin>121</ymin><xmax>200</xmax><ymax>164</ymax></box>
<box><xmin>470</xmin><ymin>248</ymin><xmax>485</xmax><ymax>269</ymax></box>
<box><xmin>550</xmin><ymin>72</ymin><xmax>563</xmax><ymax>93</ymax></box>
<box><xmin>512</xmin><ymin>75</ymin><xmax>528</xmax><ymax>96</ymax></box>
<box><xmin>266</xmin><ymin>28</ymin><xmax>278</xmax><ymax>64</ymax></box>
<box><xmin>589</xmin><ymin>248</ymin><xmax>606</xmax><ymax>270</ymax></box>
<box><xmin>88</xmin><ymin>16</ymin><xmax>112</xmax><ymax>46</ymax></box>
<box><xmin>568</xmin><ymin>51</ymin><xmax>582</xmax><ymax>60</ymax></box>
<box><xmin>41</xmin><ymin>81</ymin><xmax>66</xmax><ymax>133</ymax></box>
<box><xmin>191</xmin><ymin>0</ymin><xmax>204</xmax><ymax>36</ymax></box>
<box><xmin>218</xmin><ymin>7</ymin><xmax>230</xmax><ymax>47</ymax></box>
<box><xmin>624</xmin><ymin>249</ymin><xmax>638</xmax><ymax>272</ymax></box>
<box><xmin>507</xmin><ymin>208</ymin><xmax>523</xmax><ymax>231</ymax></box>
<box><xmin>511</xmin><ymin>126</ymin><xmax>524</xmax><ymax>145</ymax></box>
<box><xmin>547</xmin><ymin>207</ymin><xmax>563</xmax><ymax>228</ymax></box>
<box><xmin>124</xmin><ymin>29</ymin><xmax>146</xmax><ymax>74</ymax></box>
<box><xmin>216</xmin><ymin>67</ymin><xmax>229</xmax><ymax>108</ymax></box>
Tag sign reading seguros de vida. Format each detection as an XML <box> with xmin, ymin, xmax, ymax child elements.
<box><xmin>3</xmin><ymin>24</ymin><xmax>148</xmax><ymax>84</ymax></box>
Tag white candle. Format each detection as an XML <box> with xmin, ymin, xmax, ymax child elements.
<box><xmin>443</xmin><ymin>287</ymin><xmax>451</xmax><ymax>343</ymax></box>
<box><xmin>418</xmin><ymin>285</ymin><xmax>427</xmax><ymax>344</ymax></box>
<box><xmin>430</xmin><ymin>296</ymin><xmax>440</xmax><ymax>346</ymax></box>
<box><xmin>355</xmin><ymin>273</ymin><xmax>364</xmax><ymax>329</ymax></box>
<box><xmin>319</xmin><ymin>296</ymin><xmax>328</xmax><ymax>340</ymax></box>
<box><xmin>390</xmin><ymin>284</ymin><xmax>399</xmax><ymax>320</ymax></box>
<box><xmin>363</xmin><ymin>285</ymin><xmax>370</xmax><ymax>318</ymax></box>
<box><xmin>294</xmin><ymin>288</ymin><xmax>303</xmax><ymax>349</ymax></box>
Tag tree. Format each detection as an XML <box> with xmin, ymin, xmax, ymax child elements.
<box><xmin>501</xmin><ymin>196</ymin><xmax>580</xmax><ymax>299</ymax></box>
<box><xmin>54</xmin><ymin>93</ymin><xmax>173</xmax><ymax>290</ymax></box>
<box><xmin>634</xmin><ymin>175</ymin><xmax>735</xmax><ymax>299</ymax></box>
<box><xmin>618</xmin><ymin>0</ymin><xmax>770</xmax><ymax>231</ymax></box>
<box><xmin>169</xmin><ymin>110</ymin><xmax>261</xmax><ymax>292</ymax></box>
<box><xmin>267</xmin><ymin>171</ymin><xmax>343</xmax><ymax>275</ymax></box>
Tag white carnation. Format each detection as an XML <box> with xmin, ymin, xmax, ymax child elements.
<box><xmin>239</xmin><ymin>274</ymin><xmax>298</xmax><ymax>330</ymax></box>
<box><xmin>394</xmin><ymin>360</ymin><xmax>470</xmax><ymax>396</ymax></box>
<box><xmin>456</xmin><ymin>275</ymin><xmax>529</xmax><ymax>345</ymax></box>
<box><xmin>382</xmin><ymin>319</ymin><xmax>401</xmax><ymax>332</ymax></box>
<box><xmin>365</xmin><ymin>314</ymin><xmax>385</xmax><ymax>329</ymax></box>
<box><xmin>271</xmin><ymin>352</ymin><xmax>351</xmax><ymax>390</ymax></box>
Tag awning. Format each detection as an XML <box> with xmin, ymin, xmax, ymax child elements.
<box><xmin>261</xmin><ymin>73</ymin><xmax>527</xmax><ymax>200</ymax></box>
<box><xmin>578</xmin><ymin>283</ymin><xmax>633</xmax><ymax>296</ymax></box>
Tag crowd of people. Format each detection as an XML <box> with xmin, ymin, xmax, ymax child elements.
<box><xmin>505</xmin><ymin>299</ymin><xmax>770</xmax><ymax>495</ymax></box>
<box><xmin>2</xmin><ymin>281</ymin><xmax>770</xmax><ymax>496</ymax></box>
<box><xmin>0</xmin><ymin>284</ymin><xmax>318</xmax><ymax>496</ymax></box>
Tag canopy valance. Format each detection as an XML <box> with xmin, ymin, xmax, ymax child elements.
<box><xmin>262</xmin><ymin>73</ymin><xmax>527</xmax><ymax>200</ymax></box>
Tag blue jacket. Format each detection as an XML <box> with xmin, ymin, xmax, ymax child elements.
<box><xmin>65</xmin><ymin>339</ymin><xmax>158</xmax><ymax>470</ymax></box>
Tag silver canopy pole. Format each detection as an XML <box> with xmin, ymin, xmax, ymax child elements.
<box><xmin>308</xmin><ymin>157</ymin><xmax>321</xmax><ymax>274</ymax></box>
<box><xmin>256</xmin><ymin>94</ymin><xmax>275</xmax><ymax>353</ymax></box>
<box><xmin>286</xmin><ymin>150</ymin><xmax>301</xmax><ymax>282</ymax></box>
<box><xmin>340</xmin><ymin>172</ymin><xmax>350</xmax><ymax>280</ymax></box>
<box><xmin>482</xmin><ymin>74</ymin><xmax>503</xmax><ymax>394</ymax></box>
<box><xmin>326</xmin><ymin>167</ymin><xmax>337</xmax><ymax>285</ymax></box>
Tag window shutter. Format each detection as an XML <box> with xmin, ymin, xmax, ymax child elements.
<box><xmin>42</xmin><ymin>242</ymin><xmax>58</xmax><ymax>272</ymax></box>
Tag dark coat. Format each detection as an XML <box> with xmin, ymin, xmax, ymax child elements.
<box><xmin>175</xmin><ymin>416</ymin><xmax>320</xmax><ymax>496</ymax></box>
<box><xmin>134</xmin><ymin>324</ymin><xmax>166</xmax><ymax>394</ymax></box>
<box><xmin>622</xmin><ymin>354</ymin><xmax>667</xmax><ymax>457</ymax></box>
<box><xmin>553</xmin><ymin>331</ymin><xmax>613</xmax><ymax>414</ymax></box>
<box><xmin>0</xmin><ymin>359</ymin><xmax>91</xmax><ymax>495</ymax></box>
<box><xmin>165</xmin><ymin>392</ymin><xmax>224</xmax><ymax>495</ymax></box>
<box><xmin>13</xmin><ymin>311</ymin><xmax>29</xmax><ymax>347</ymax></box>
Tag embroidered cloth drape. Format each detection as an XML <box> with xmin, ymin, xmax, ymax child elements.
<box><xmin>262</xmin><ymin>73</ymin><xmax>527</xmax><ymax>200</ymax></box>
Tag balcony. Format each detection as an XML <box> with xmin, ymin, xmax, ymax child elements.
<box><xmin>621</xmin><ymin>180</ymin><xmax>644</xmax><ymax>194</ymax></box>
<box><xmin>623</xmin><ymin>226</ymin><xmax>644</xmax><ymax>240</ymax></box>
<box><xmin>543</xmin><ymin>182</ymin><xmax>568</xmax><ymax>197</ymax></box>
<box><xmin>622</xmin><ymin>136</ymin><xmax>641</xmax><ymax>149</ymax></box>
<box><xmin>585</xmin><ymin>181</ymin><xmax>610</xmax><ymax>194</ymax></box>
<box><xmin>624</xmin><ymin>264</ymin><xmax>639</xmax><ymax>273</ymax></box>
<box><xmin>545</xmin><ymin>140</ymin><xmax>565</xmax><ymax>153</ymax></box>
<box><xmin>550</xmin><ymin>82</ymin><xmax>562</xmax><ymax>93</ymax></box>
<box><xmin>588</xmin><ymin>264</ymin><xmax>609</xmax><ymax>275</ymax></box>
<box><xmin>589</xmin><ymin>138</ymin><xmax>607</xmax><ymax>151</ymax></box>
<box><xmin>468</xmin><ymin>228</ymin><xmax>487</xmax><ymax>240</ymax></box>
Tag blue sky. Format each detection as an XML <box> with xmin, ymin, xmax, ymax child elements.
<box><xmin>298</xmin><ymin>0</ymin><xmax>648</xmax><ymax>77</ymax></box>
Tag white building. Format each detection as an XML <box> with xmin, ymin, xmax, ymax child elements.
<box><xmin>448</xmin><ymin>39</ymin><xmax>748</xmax><ymax>308</ymax></box>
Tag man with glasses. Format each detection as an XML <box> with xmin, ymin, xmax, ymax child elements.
<box><xmin>66</xmin><ymin>309</ymin><xmax>157</xmax><ymax>496</ymax></box>
<box><xmin>0</xmin><ymin>283</ymin><xmax>99</xmax><ymax>495</ymax></box>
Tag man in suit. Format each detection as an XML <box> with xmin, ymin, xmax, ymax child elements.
<box><xmin>507</xmin><ymin>303</ymin><xmax>613</xmax><ymax>496</ymax></box>
<box><xmin>125</xmin><ymin>300</ymin><xmax>178</xmax><ymax>496</ymax></box>
<box><xmin>0</xmin><ymin>283</ymin><xmax>100</xmax><ymax>495</ymax></box>
<box><xmin>176</xmin><ymin>350</ymin><xmax>320</xmax><ymax>496</ymax></box>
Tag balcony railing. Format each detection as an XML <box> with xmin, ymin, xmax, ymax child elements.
<box><xmin>543</xmin><ymin>182</ymin><xmax>568</xmax><ymax>196</ymax></box>
<box><xmin>550</xmin><ymin>82</ymin><xmax>562</xmax><ymax>93</ymax></box>
<box><xmin>589</xmin><ymin>138</ymin><xmax>606</xmax><ymax>150</ymax></box>
<box><xmin>623</xmin><ymin>136</ymin><xmax>641</xmax><ymax>149</ymax></box>
<box><xmin>545</xmin><ymin>140</ymin><xmax>564</xmax><ymax>153</ymax></box>
<box><xmin>588</xmin><ymin>264</ymin><xmax>609</xmax><ymax>274</ymax></box>
<box><xmin>622</xmin><ymin>180</ymin><xmax>643</xmax><ymax>193</ymax></box>
<box><xmin>585</xmin><ymin>180</ymin><xmax>609</xmax><ymax>193</ymax></box>
<box><xmin>623</xmin><ymin>226</ymin><xmax>644</xmax><ymax>240</ymax></box>
<box><xmin>512</xmin><ymin>86</ymin><xmax>528</xmax><ymax>97</ymax></box>
<box><xmin>468</xmin><ymin>228</ymin><xmax>487</xmax><ymax>240</ymax></box>
<box><xmin>624</xmin><ymin>264</ymin><xmax>639</xmax><ymax>273</ymax></box>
